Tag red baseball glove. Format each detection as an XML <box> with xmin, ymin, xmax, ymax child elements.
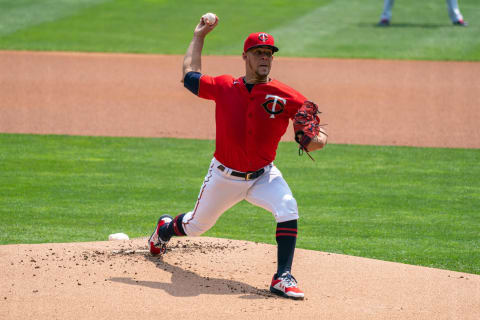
<box><xmin>293</xmin><ymin>100</ymin><xmax>322</xmax><ymax>159</ymax></box>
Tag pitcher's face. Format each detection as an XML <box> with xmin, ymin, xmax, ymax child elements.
<box><xmin>243</xmin><ymin>47</ymin><xmax>274</xmax><ymax>79</ymax></box>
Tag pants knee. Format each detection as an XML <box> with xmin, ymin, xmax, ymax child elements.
<box><xmin>275</xmin><ymin>194</ymin><xmax>299</xmax><ymax>222</ymax></box>
<box><xmin>182</xmin><ymin>212</ymin><xmax>216</xmax><ymax>236</ymax></box>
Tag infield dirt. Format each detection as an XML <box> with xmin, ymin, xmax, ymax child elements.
<box><xmin>0</xmin><ymin>51</ymin><xmax>479</xmax><ymax>319</ymax></box>
<box><xmin>1</xmin><ymin>237</ymin><xmax>479</xmax><ymax>320</ymax></box>
<box><xmin>1</xmin><ymin>51</ymin><xmax>479</xmax><ymax>148</ymax></box>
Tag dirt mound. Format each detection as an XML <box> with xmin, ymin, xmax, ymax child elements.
<box><xmin>1</xmin><ymin>237</ymin><xmax>479</xmax><ymax>319</ymax></box>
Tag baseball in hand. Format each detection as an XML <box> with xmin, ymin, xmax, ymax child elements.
<box><xmin>202</xmin><ymin>12</ymin><xmax>217</xmax><ymax>25</ymax></box>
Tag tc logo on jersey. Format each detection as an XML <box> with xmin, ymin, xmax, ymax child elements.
<box><xmin>262</xmin><ymin>95</ymin><xmax>286</xmax><ymax>118</ymax></box>
<box><xmin>258</xmin><ymin>33</ymin><xmax>269</xmax><ymax>42</ymax></box>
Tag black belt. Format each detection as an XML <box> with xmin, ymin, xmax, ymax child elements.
<box><xmin>217</xmin><ymin>165</ymin><xmax>265</xmax><ymax>181</ymax></box>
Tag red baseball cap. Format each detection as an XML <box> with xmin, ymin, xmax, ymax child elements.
<box><xmin>243</xmin><ymin>32</ymin><xmax>279</xmax><ymax>53</ymax></box>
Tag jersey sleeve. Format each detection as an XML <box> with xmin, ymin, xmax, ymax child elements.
<box><xmin>197</xmin><ymin>74</ymin><xmax>218</xmax><ymax>100</ymax></box>
<box><xmin>288</xmin><ymin>94</ymin><xmax>309</xmax><ymax>120</ymax></box>
<box><xmin>183</xmin><ymin>72</ymin><xmax>218</xmax><ymax>100</ymax></box>
<box><xmin>184</xmin><ymin>73</ymin><xmax>233</xmax><ymax>101</ymax></box>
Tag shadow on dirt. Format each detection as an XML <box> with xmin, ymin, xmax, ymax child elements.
<box><xmin>109</xmin><ymin>249</ymin><xmax>277</xmax><ymax>300</ymax></box>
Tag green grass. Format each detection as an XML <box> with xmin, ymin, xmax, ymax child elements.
<box><xmin>0</xmin><ymin>0</ymin><xmax>109</xmax><ymax>36</ymax></box>
<box><xmin>1</xmin><ymin>133</ymin><xmax>479</xmax><ymax>274</ymax></box>
<box><xmin>0</xmin><ymin>0</ymin><xmax>479</xmax><ymax>60</ymax></box>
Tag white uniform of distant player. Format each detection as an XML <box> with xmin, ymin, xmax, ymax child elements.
<box><xmin>380</xmin><ymin>0</ymin><xmax>465</xmax><ymax>23</ymax></box>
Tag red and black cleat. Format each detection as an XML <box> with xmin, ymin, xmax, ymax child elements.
<box><xmin>270</xmin><ymin>271</ymin><xmax>304</xmax><ymax>300</ymax></box>
<box><xmin>148</xmin><ymin>215</ymin><xmax>173</xmax><ymax>256</ymax></box>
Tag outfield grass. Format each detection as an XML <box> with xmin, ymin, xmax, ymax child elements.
<box><xmin>0</xmin><ymin>0</ymin><xmax>479</xmax><ymax>60</ymax></box>
<box><xmin>1</xmin><ymin>134</ymin><xmax>479</xmax><ymax>274</ymax></box>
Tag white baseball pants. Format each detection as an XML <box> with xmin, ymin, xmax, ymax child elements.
<box><xmin>181</xmin><ymin>158</ymin><xmax>299</xmax><ymax>236</ymax></box>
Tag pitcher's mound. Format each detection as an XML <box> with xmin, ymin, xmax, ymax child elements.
<box><xmin>1</xmin><ymin>237</ymin><xmax>478</xmax><ymax>319</ymax></box>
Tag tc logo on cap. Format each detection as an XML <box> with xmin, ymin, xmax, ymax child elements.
<box><xmin>244</xmin><ymin>32</ymin><xmax>279</xmax><ymax>53</ymax></box>
<box><xmin>258</xmin><ymin>33</ymin><xmax>269</xmax><ymax>42</ymax></box>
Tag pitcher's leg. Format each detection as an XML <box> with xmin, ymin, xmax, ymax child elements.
<box><xmin>164</xmin><ymin>161</ymin><xmax>246</xmax><ymax>239</ymax></box>
<box><xmin>247</xmin><ymin>166</ymin><xmax>304</xmax><ymax>299</ymax></box>
<box><xmin>275</xmin><ymin>219</ymin><xmax>297</xmax><ymax>275</ymax></box>
<box><xmin>246</xmin><ymin>165</ymin><xmax>298</xmax><ymax>223</ymax></box>
<box><xmin>246</xmin><ymin>166</ymin><xmax>302</xmax><ymax>296</ymax></box>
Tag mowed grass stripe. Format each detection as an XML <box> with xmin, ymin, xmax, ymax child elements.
<box><xmin>271</xmin><ymin>0</ymin><xmax>480</xmax><ymax>60</ymax></box>
<box><xmin>0</xmin><ymin>133</ymin><xmax>479</xmax><ymax>274</ymax></box>
<box><xmin>0</xmin><ymin>0</ymin><xmax>323</xmax><ymax>54</ymax></box>
<box><xmin>0</xmin><ymin>0</ymin><xmax>109</xmax><ymax>36</ymax></box>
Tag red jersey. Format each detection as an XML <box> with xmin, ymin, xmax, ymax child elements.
<box><xmin>198</xmin><ymin>74</ymin><xmax>307</xmax><ymax>172</ymax></box>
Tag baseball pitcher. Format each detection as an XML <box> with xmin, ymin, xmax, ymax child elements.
<box><xmin>148</xmin><ymin>13</ymin><xmax>328</xmax><ymax>300</ymax></box>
